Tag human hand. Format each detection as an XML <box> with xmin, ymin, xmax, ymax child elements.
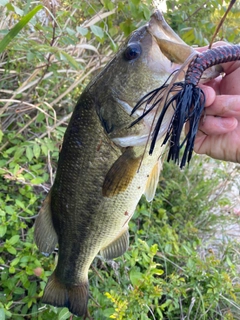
<box><xmin>193</xmin><ymin>42</ymin><xmax>240</xmax><ymax>163</ymax></box>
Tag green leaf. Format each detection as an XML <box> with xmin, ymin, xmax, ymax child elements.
<box><xmin>12</xmin><ymin>4</ymin><xmax>24</xmax><ymax>16</ymax></box>
<box><xmin>143</xmin><ymin>6</ymin><xmax>151</xmax><ymax>20</ymax></box>
<box><xmin>26</xmin><ymin>146</ymin><xmax>33</xmax><ymax>162</ymax></box>
<box><xmin>130</xmin><ymin>269</ymin><xmax>143</xmax><ymax>286</ymax></box>
<box><xmin>16</xmin><ymin>199</ymin><xmax>25</xmax><ymax>209</ymax></box>
<box><xmin>90</xmin><ymin>25</ymin><xmax>104</xmax><ymax>39</ymax></box>
<box><xmin>14</xmin><ymin>287</ymin><xmax>25</xmax><ymax>295</ymax></box>
<box><xmin>0</xmin><ymin>308</ymin><xmax>5</xmax><ymax>320</ymax></box>
<box><xmin>7</xmin><ymin>246</ymin><xmax>17</xmax><ymax>255</ymax></box>
<box><xmin>66</xmin><ymin>27</ymin><xmax>75</xmax><ymax>36</ymax></box>
<box><xmin>0</xmin><ymin>129</ymin><xmax>3</xmax><ymax>143</ymax></box>
<box><xmin>57</xmin><ymin>308</ymin><xmax>72</xmax><ymax>320</ymax></box>
<box><xmin>102</xmin><ymin>308</ymin><xmax>115</xmax><ymax>317</ymax></box>
<box><xmin>5</xmin><ymin>206</ymin><xmax>14</xmax><ymax>215</ymax></box>
<box><xmin>28</xmin><ymin>282</ymin><xmax>37</xmax><ymax>297</ymax></box>
<box><xmin>5</xmin><ymin>146</ymin><xmax>17</xmax><ymax>155</ymax></box>
<box><xmin>30</xmin><ymin>177</ymin><xmax>44</xmax><ymax>184</ymax></box>
<box><xmin>13</xmin><ymin>147</ymin><xmax>25</xmax><ymax>161</ymax></box>
<box><xmin>0</xmin><ymin>5</ymin><xmax>43</xmax><ymax>54</ymax></box>
<box><xmin>41</xmin><ymin>144</ymin><xmax>48</xmax><ymax>156</ymax></box>
<box><xmin>0</xmin><ymin>225</ymin><xmax>7</xmax><ymax>237</ymax></box>
<box><xmin>131</xmin><ymin>0</ymin><xmax>140</xmax><ymax>5</ymax></box>
<box><xmin>59</xmin><ymin>50</ymin><xmax>80</xmax><ymax>70</ymax></box>
<box><xmin>76</xmin><ymin>26</ymin><xmax>88</xmax><ymax>36</ymax></box>
<box><xmin>151</xmin><ymin>268</ymin><xmax>164</xmax><ymax>276</ymax></box>
<box><xmin>33</xmin><ymin>143</ymin><xmax>41</xmax><ymax>159</ymax></box>
<box><xmin>9</xmin><ymin>266</ymin><xmax>15</xmax><ymax>274</ymax></box>
<box><xmin>0</xmin><ymin>0</ymin><xmax>8</xmax><ymax>6</ymax></box>
<box><xmin>1</xmin><ymin>269</ymin><xmax>8</xmax><ymax>281</ymax></box>
<box><xmin>8</xmin><ymin>235</ymin><xmax>19</xmax><ymax>245</ymax></box>
<box><xmin>11</xmin><ymin>257</ymin><xmax>20</xmax><ymax>267</ymax></box>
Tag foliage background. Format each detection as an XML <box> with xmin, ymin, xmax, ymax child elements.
<box><xmin>0</xmin><ymin>0</ymin><xmax>240</xmax><ymax>319</ymax></box>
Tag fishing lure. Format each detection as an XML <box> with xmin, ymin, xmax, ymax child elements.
<box><xmin>132</xmin><ymin>45</ymin><xmax>240</xmax><ymax>168</ymax></box>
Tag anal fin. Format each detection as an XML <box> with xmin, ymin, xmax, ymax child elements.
<box><xmin>34</xmin><ymin>190</ymin><xmax>58</xmax><ymax>255</ymax></box>
<box><xmin>100</xmin><ymin>228</ymin><xmax>129</xmax><ymax>260</ymax></box>
<box><xmin>102</xmin><ymin>148</ymin><xmax>141</xmax><ymax>197</ymax></box>
<box><xmin>144</xmin><ymin>160</ymin><xmax>162</xmax><ymax>202</ymax></box>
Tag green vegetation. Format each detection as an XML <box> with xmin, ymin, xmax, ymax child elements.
<box><xmin>0</xmin><ymin>0</ymin><xmax>240</xmax><ymax>319</ymax></box>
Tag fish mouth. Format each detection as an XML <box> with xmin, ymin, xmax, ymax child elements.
<box><xmin>148</xmin><ymin>10</ymin><xmax>185</xmax><ymax>47</ymax></box>
<box><xmin>147</xmin><ymin>10</ymin><xmax>195</xmax><ymax>65</ymax></box>
<box><xmin>130</xmin><ymin>11</ymin><xmax>205</xmax><ymax>168</ymax></box>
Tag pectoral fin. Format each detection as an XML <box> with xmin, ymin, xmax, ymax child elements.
<box><xmin>144</xmin><ymin>160</ymin><xmax>162</xmax><ymax>202</ymax></box>
<box><xmin>156</xmin><ymin>39</ymin><xmax>194</xmax><ymax>64</ymax></box>
<box><xmin>34</xmin><ymin>190</ymin><xmax>58</xmax><ymax>255</ymax></box>
<box><xmin>100</xmin><ymin>228</ymin><xmax>129</xmax><ymax>260</ymax></box>
<box><xmin>102</xmin><ymin>148</ymin><xmax>141</xmax><ymax>197</ymax></box>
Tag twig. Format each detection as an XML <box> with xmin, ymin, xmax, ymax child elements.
<box><xmin>0</xmin><ymin>114</ymin><xmax>38</xmax><ymax>152</ymax></box>
<box><xmin>209</xmin><ymin>0</ymin><xmax>236</xmax><ymax>49</ymax></box>
<box><xmin>91</xmin><ymin>264</ymin><xmax>105</xmax><ymax>283</ymax></box>
<box><xmin>183</xmin><ymin>0</ymin><xmax>211</xmax><ymax>22</ymax></box>
<box><xmin>37</xmin><ymin>113</ymin><xmax>72</xmax><ymax>140</ymax></box>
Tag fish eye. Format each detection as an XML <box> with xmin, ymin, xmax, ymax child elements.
<box><xmin>124</xmin><ymin>42</ymin><xmax>142</xmax><ymax>61</ymax></box>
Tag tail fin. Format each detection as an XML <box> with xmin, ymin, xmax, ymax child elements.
<box><xmin>42</xmin><ymin>272</ymin><xmax>89</xmax><ymax>317</ymax></box>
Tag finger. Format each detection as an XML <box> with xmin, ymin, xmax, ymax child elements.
<box><xmin>199</xmin><ymin>77</ymin><xmax>222</xmax><ymax>94</ymax></box>
<box><xmin>201</xmin><ymin>95</ymin><xmax>240</xmax><ymax>117</ymax></box>
<box><xmin>198</xmin><ymin>84</ymin><xmax>216</xmax><ymax>106</ymax></box>
<box><xmin>194</xmin><ymin>129</ymin><xmax>240</xmax><ymax>163</ymax></box>
<box><xmin>220</xmin><ymin>67</ymin><xmax>240</xmax><ymax>94</ymax></box>
<box><xmin>198</xmin><ymin>115</ymin><xmax>238</xmax><ymax>135</ymax></box>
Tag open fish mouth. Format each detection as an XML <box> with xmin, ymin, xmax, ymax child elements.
<box><xmin>131</xmin><ymin>44</ymin><xmax>240</xmax><ymax>168</ymax></box>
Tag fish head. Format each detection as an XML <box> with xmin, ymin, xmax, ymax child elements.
<box><xmin>92</xmin><ymin>10</ymin><xmax>194</xmax><ymax>146</ymax></box>
<box><xmin>88</xmin><ymin>11</ymin><xmax>193</xmax><ymax>146</ymax></box>
<box><xmin>92</xmin><ymin>11</ymin><xmax>222</xmax><ymax>148</ymax></box>
<box><xmin>100</xmin><ymin>11</ymin><xmax>194</xmax><ymax>109</ymax></box>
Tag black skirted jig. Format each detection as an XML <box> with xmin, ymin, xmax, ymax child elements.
<box><xmin>132</xmin><ymin>45</ymin><xmax>240</xmax><ymax>168</ymax></box>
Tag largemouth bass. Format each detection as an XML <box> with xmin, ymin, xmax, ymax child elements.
<box><xmin>34</xmin><ymin>10</ymin><xmax>215</xmax><ymax>317</ymax></box>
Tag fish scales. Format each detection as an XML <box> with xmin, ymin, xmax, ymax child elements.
<box><xmin>51</xmin><ymin>94</ymin><xmax>120</xmax><ymax>273</ymax></box>
<box><xmin>50</xmin><ymin>89</ymin><xmax>163</xmax><ymax>291</ymax></box>
<box><xmin>34</xmin><ymin>10</ymin><xmax>219</xmax><ymax>317</ymax></box>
